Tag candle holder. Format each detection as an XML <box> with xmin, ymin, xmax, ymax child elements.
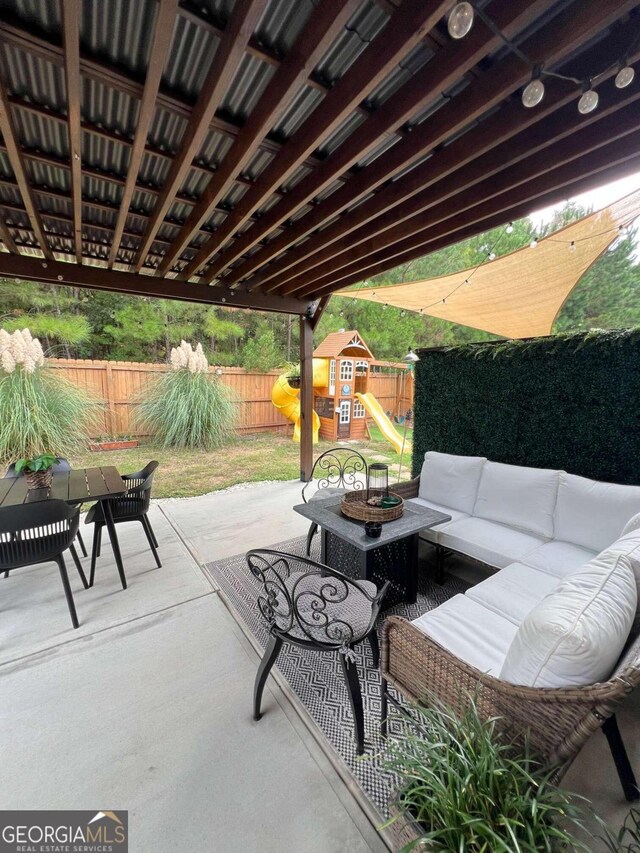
<box><xmin>367</xmin><ymin>463</ymin><xmax>389</xmax><ymax>500</ymax></box>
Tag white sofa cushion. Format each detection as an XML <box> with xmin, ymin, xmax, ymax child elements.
<box><xmin>412</xmin><ymin>594</ymin><xmax>518</xmax><ymax>677</ymax></box>
<box><xmin>523</xmin><ymin>541</ymin><xmax>597</xmax><ymax>579</ymax></box>
<box><xmin>472</xmin><ymin>461</ymin><xmax>559</xmax><ymax>539</ymax></box>
<box><xmin>622</xmin><ymin>512</ymin><xmax>640</xmax><ymax>536</ymax></box>
<box><xmin>407</xmin><ymin>497</ymin><xmax>466</xmax><ymax>543</ymax></box>
<box><xmin>438</xmin><ymin>517</ymin><xmax>545</xmax><ymax>569</ymax></box>
<box><xmin>418</xmin><ymin>451</ymin><xmax>486</xmax><ymax>514</ymax></box>
<box><xmin>465</xmin><ymin>563</ymin><xmax>559</xmax><ymax>625</ymax></box>
<box><xmin>606</xmin><ymin>530</ymin><xmax>640</xmax><ymax>622</ymax></box>
<box><xmin>500</xmin><ymin>550</ymin><xmax>637</xmax><ymax>688</ymax></box>
<box><xmin>554</xmin><ymin>473</ymin><xmax>640</xmax><ymax>553</ymax></box>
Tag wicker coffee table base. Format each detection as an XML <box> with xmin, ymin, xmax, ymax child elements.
<box><xmin>321</xmin><ymin>528</ymin><xmax>418</xmax><ymax>608</ymax></box>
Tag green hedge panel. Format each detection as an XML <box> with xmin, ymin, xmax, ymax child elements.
<box><xmin>412</xmin><ymin>329</ymin><xmax>640</xmax><ymax>485</ymax></box>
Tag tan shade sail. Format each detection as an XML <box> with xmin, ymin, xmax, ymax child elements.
<box><xmin>337</xmin><ymin>189</ymin><xmax>640</xmax><ymax>339</ymax></box>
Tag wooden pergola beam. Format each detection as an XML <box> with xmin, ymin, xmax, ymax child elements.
<box><xmin>156</xmin><ymin>0</ymin><xmax>361</xmax><ymax>277</ymax></box>
<box><xmin>0</xmin><ymin>20</ymin><xmax>324</xmax><ymax>173</ymax></box>
<box><xmin>0</xmin><ymin>254</ymin><xmax>312</xmax><ymax>314</ymax></box>
<box><xmin>61</xmin><ymin>0</ymin><xmax>82</xmax><ymax>263</ymax></box>
<box><xmin>179</xmin><ymin>0</ymin><xmax>453</xmax><ymax>282</ymax></box>
<box><xmin>0</xmin><ymin>216</ymin><xmax>19</xmax><ymax>254</ymax></box>
<box><xmin>108</xmin><ymin>0</ymin><xmax>179</xmax><ymax>268</ymax></box>
<box><xmin>204</xmin><ymin>0</ymin><xmax>558</xmax><ymax>289</ymax></box>
<box><xmin>0</xmin><ymin>76</ymin><xmax>53</xmax><ymax>259</ymax></box>
<box><xmin>307</xmin><ymin>141</ymin><xmax>640</xmax><ymax>300</ymax></box>
<box><xmin>274</xmin><ymin>65</ymin><xmax>640</xmax><ymax>296</ymax></box>
<box><xmin>225</xmin><ymin>0</ymin><xmax>638</xmax><ymax>292</ymax></box>
<box><xmin>133</xmin><ymin>0</ymin><xmax>270</xmax><ymax>271</ymax></box>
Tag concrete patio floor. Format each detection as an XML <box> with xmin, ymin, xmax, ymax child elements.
<box><xmin>1</xmin><ymin>479</ymin><xmax>638</xmax><ymax>851</ymax></box>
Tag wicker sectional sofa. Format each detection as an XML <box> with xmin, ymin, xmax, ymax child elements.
<box><xmin>385</xmin><ymin>452</ymin><xmax>640</xmax><ymax>797</ymax></box>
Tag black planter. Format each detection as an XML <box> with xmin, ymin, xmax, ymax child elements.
<box><xmin>287</xmin><ymin>375</ymin><xmax>301</xmax><ymax>389</ymax></box>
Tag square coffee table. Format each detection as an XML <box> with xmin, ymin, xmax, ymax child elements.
<box><xmin>293</xmin><ymin>497</ymin><xmax>450</xmax><ymax>606</ymax></box>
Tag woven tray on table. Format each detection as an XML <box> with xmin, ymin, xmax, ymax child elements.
<box><xmin>340</xmin><ymin>490</ymin><xmax>404</xmax><ymax>522</ymax></box>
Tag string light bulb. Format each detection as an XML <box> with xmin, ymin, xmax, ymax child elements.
<box><xmin>619</xmin><ymin>224</ymin><xmax>629</xmax><ymax>238</ymax></box>
<box><xmin>400</xmin><ymin>310</ymin><xmax>406</xmax><ymax>317</ymax></box>
<box><xmin>463</xmin><ymin>278</ymin><xmax>470</xmax><ymax>287</ymax></box>
<box><xmin>505</xmin><ymin>222</ymin><xmax>514</xmax><ymax>234</ymax></box>
<box><xmin>530</xmin><ymin>238</ymin><xmax>538</xmax><ymax>248</ymax></box>
<box><xmin>382</xmin><ymin>303</ymin><xmax>388</xmax><ymax>310</ymax></box>
<box><xmin>447</xmin><ymin>2</ymin><xmax>474</xmax><ymax>39</ymax></box>
<box><xmin>569</xmin><ymin>240</ymin><xmax>576</xmax><ymax>253</ymax></box>
<box><xmin>522</xmin><ymin>78</ymin><xmax>545</xmax><ymax>108</ymax></box>
<box><xmin>577</xmin><ymin>85</ymin><xmax>599</xmax><ymax>114</ymax></box>
<box><xmin>488</xmin><ymin>251</ymin><xmax>496</xmax><ymax>260</ymax></box>
<box><xmin>615</xmin><ymin>65</ymin><xmax>635</xmax><ymax>89</ymax></box>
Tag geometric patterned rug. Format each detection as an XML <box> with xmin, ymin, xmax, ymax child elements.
<box><xmin>205</xmin><ymin>535</ymin><xmax>468</xmax><ymax>816</ymax></box>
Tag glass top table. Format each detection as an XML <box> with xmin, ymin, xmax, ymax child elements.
<box><xmin>293</xmin><ymin>497</ymin><xmax>450</xmax><ymax>606</ymax></box>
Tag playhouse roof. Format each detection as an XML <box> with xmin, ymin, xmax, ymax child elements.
<box><xmin>313</xmin><ymin>331</ymin><xmax>374</xmax><ymax>360</ymax></box>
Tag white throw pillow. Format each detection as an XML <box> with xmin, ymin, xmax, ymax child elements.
<box><xmin>500</xmin><ymin>550</ymin><xmax>636</xmax><ymax>688</ymax></box>
<box><xmin>554</xmin><ymin>473</ymin><xmax>640</xmax><ymax>553</ymax></box>
<box><xmin>472</xmin><ymin>461</ymin><xmax>559</xmax><ymax>539</ymax></box>
<box><xmin>607</xmin><ymin>530</ymin><xmax>640</xmax><ymax>623</ymax></box>
<box><xmin>418</xmin><ymin>451</ymin><xmax>486</xmax><ymax>514</ymax></box>
<box><xmin>622</xmin><ymin>512</ymin><xmax>640</xmax><ymax>537</ymax></box>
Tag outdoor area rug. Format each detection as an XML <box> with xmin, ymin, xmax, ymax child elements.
<box><xmin>205</xmin><ymin>535</ymin><xmax>468</xmax><ymax>816</ymax></box>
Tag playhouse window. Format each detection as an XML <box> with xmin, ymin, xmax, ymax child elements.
<box><xmin>355</xmin><ymin>361</ymin><xmax>368</xmax><ymax>374</ymax></box>
<box><xmin>339</xmin><ymin>400</ymin><xmax>351</xmax><ymax>423</ymax></box>
<box><xmin>339</xmin><ymin>360</ymin><xmax>353</xmax><ymax>381</ymax></box>
<box><xmin>353</xmin><ymin>401</ymin><xmax>365</xmax><ymax>418</ymax></box>
<box><xmin>329</xmin><ymin>359</ymin><xmax>336</xmax><ymax>394</ymax></box>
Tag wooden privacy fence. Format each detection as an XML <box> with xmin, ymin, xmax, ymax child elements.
<box><xmin>47</xmin><ymin>358</ymin><xmax>413</xmax><ymax>438</ymax></box>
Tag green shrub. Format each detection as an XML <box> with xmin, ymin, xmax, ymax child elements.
<box><xmin>384</xmin><ymin>696</ymin><xmax>592</xmax><ymax>852</ymax></box>
<box><xmin>0</xmin><ymin>328</ymin><xmax>101</xmax><ymax>464</ymax></box>
<box><xmin>135</xmin><ymin>341</ymin><xmax>237</xmax><ymax>449</ymax></box>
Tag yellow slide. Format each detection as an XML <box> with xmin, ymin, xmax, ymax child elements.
<box><xmin>271</xmin><ymin>373</ymin><xmax>320</xmax><ymax>444</ymax></box>
<box><xmin>356</xmin><ymin>392</ymin><xmax>405</xmax><ymax>454</ymax></box>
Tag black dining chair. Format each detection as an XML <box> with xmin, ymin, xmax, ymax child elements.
<box><xmin>85</xmin><ymin>460</ymin><xmax>160</xmax><ymax>587</ymax></box>
<box><xmin>301</xmin><ymin>448</ymin><xmax>367</xmax><ymax>555</ymax></box>
<box><xmin>4</xmin><ymin>458</ymin><xmax>88</xmax><ymax>558</ymax></box>
<box><xmin>0</xmin><ymin>500</ymin><xmax>88</xmax><ymax>628</ymax></box>
<box><xmin>247</xmin><ymin>548</ymin><xmax>388</xmax><ymax>755</ymax></box>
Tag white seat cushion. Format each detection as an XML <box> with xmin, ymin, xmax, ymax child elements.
<box><xmin>418</xmin><ymin>451</ymin><xmax>486</xmax><ymax>514</ymax></box>
<box><xmin>554</xmin><ymin>472</ymin><xmax>640</xmax><ymax>553</ymax></box>
<box><xmin>523</xmin><ymin>541</ymin><xmax>597</xmax><ymax>579</ymax></box>
<box><xmin>500</xmin><ymin>550</ymin><xmax>637</xmax><ymax>688</ymax></box>
<box><xmin>437</xmin><ymin>517</ymin><xmax>546</xmax><ymax>569</ymax></box>
<box><xmin>473</xmin><ymin>461</ymin><xmax>559</xmax><ymax>539</ymax></box>
<box><xmin>407</xmin><ymin>497</ymin><xmax>467</xmax><ymax>543</ymax></box>
<box><xmin>412</xmin><ymin>594</ymin><xmax>518</xmax><ymax>677</ymax></box>
<box><xmin>465</xmin><ymin>563</ymin><xmax>559</xmax><ymax>625</ymax></box>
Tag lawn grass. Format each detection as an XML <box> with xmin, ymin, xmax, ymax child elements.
<box><xmin>69</xmin><ymin>423</ymin><xmax>414</xmax><ymax>499</ymax></box>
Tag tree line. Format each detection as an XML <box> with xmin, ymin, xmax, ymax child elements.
<box><xmin>0</xmin><ymin>202</ymin><xmax>637</xmax><ymax>369</ymax></box>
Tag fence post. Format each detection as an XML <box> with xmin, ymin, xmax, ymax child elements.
<box><xmin>105</xmin><ymin>361</ymin><xmax>116</xmax><ymax>435</ymax></box>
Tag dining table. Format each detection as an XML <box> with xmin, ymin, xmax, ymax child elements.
<box><xmin>0</xmin><ymin>465</ymin><xmax>129</xmax><ymax>589</ymax></box>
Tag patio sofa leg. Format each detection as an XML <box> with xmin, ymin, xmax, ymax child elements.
<box><xmin>340</xmin><ymin>651</ymin><xmax>365</xmax><ymax>755</ymax></box>
<box><xmin>3</xmin><ymin>570</ymin><xmax>8</xmax><ymax>579</ymax></box>
<box><xmin>56</xmin><ymin>555</ymin><xmax>79</xmax><ymax>629</ymax></box>
<box><xmin>141</xmin><ymin>516</ymin><xmax>162</xmax><ymax>568</ymax></box>
<box><xmin>380</xmin><ymin>677</ymin><xmax>388</xmax><ymax>740</ymax></box>
<box><xmin>434</xmin><ymin>544</ymin><xmax>445</xmax><ymax>584</ymax></box>
<box><xmin>253</xmin><ymin>634</ymin><xmax>283</xmax><ymax>721</ymax></box>
<box><xmin>69</xmin><ymin>543</ymin><xmax>89</xmax><ymax>589</ymax></box>
<box><xmin>367</xmin><ymin>629</ymin><xmax>380</xmax><ymax>668</ymax></box>
<box><xmin>305</xmin><ymin>522</ymin><xmax>318</xmax><ymax>556</ymax></box>
<box><xmin>76</xmin><ymin>530</ymin><xmax>88</xmax><ymax>558</ymax></box>
<box><xmin>603</xmin><ymin>715</ymin><xmax>640</xmax><ymax>802</ymax></box>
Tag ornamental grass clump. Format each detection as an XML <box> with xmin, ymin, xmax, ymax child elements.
<box><xmin>135</xmin><ymin>341</ymin><xmax>237</xmax><ymax>449</ymax></box>
<box><xmin>384</xmin><ymin>695</ymin><xmax>592</xmax><ymax>852</ymax></box>
<box><xmin>0</xmin><ymin>328</ymin><xmax>101</xmax><ymax>464</ymax></box>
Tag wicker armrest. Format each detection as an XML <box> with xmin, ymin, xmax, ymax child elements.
<box><xmin>393</xmin><ymin>477</ymin><xmax>420</xmax><ymax>500</ymax></box>
<box><xmin>381</xmin><ymin>615</ymin><xmax>630</xmax><ymax>774</ymax></box>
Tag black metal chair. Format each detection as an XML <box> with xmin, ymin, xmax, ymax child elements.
<box><xmin>85</xmin><ymin>461</ymin><xmax>160</xmax><ymax>587</ymax></box>
<box><xmin>0</xmin><ymin>500</ymin><xmax>88</xmax><ymax>628</ymax></box>
<box><xmin>301</xmin><ymin>448</ymin><xmax>367</xmax><ymax>555</ymax></box>
<box><xmin>4</xmin><ymin>458</ymin><xmax>88</xmax><ymax>558</ymax></box>
<box><xmin>247</xmin><ymin>548</ymin><xmax>388</xmax><ymax>755</ymax></box>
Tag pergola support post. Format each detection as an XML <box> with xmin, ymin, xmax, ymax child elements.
<box><xmin>299</xmin><ymin>315</ymin><xmax>314</xmax><ymax>482</ymax></box>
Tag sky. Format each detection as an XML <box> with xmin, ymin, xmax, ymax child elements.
<box><xmin>530</xmin><ymin>169</ymin><xmax>640</xmax><ymax>228</ymax></box>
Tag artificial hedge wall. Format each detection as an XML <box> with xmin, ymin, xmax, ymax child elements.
<box><xmin>412</xmin><ymin>328</ymin><xmax>640</xmax><ymax>485</ymax></box>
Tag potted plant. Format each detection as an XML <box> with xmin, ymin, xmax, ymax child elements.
<box><xmin>283</xmin><ymin>362</ymin><xmax>301</xmax><ymax>389</ymax></box>
<box><xmin>14</xmin><ymin>453</ymin><xmax>59</xmax><ymax>489</ymax></box>
<box><xmin>383</xmin><ymin>695</ymin><xmax>592</xmax><ymax>852</ymax></box>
